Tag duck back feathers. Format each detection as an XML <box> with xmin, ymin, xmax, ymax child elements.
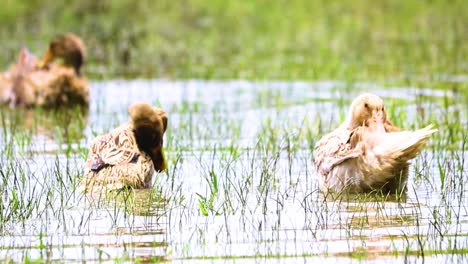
<box><xmin>81</xmin><ymin>123</ymin><xmax>154</xmax><ymax>191</ymax></box>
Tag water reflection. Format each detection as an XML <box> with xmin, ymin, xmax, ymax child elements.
<box><xmin>0</xmin><ymin>79</ymin><xmax>466</xmax><ymax>262</ymax></box>
<box><xmin>0</xmin><ymin>189</ymin><xmax>169</xmax><ymax>262</ymax></box>
<box><xmin>82</xmin><ymin>188</ymin><xmax>167</xmax><ymax>217</ymax></box>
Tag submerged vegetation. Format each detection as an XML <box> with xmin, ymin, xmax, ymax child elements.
<box><xmin>0</xmin><ymin>81</ymin><xmax>466</xmax><ymax>262</ymax></box>
<box><xmin>0</xmin><ymin>0</ymin><xmax>467</xmax><ymax>263</ymax></box>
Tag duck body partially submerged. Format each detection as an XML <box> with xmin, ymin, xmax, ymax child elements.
<box><xmin>313</xmin><ymin>93</ymin><xmax>437</xmax><ymax>194</ymax></box>
<box><xmin>80</xmin><ymin>102</ymin><xmax>168</xmax><ymax>192</ymax></box>
<box><xmin>81</xmin><ymin>122</ymin><xmax>156</xmax><ymax>191</ymax></box>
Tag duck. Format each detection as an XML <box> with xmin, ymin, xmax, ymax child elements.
<box><xmin>80</xmin><ymin>102</ymin><xmax>168</xmax><ymax>192</ymax></box>
<box><xmin>0</xmin><ymin>33</ymin><xmax>89</xmax><ymax>107</ymax></box>
<box><xmin>313</xmin><ymin>93</ymin><xmax>437</xmax><ymax>194</ymax></box>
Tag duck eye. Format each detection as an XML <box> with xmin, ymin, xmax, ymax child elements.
<box><xmin>364</xmin><ymin>103</ymin><xmax>369</xmax><ymax>108</ymax></box>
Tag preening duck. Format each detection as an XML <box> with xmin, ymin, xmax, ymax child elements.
<box><xmin>313</xmin><ymin>93</ymin><xmax>437</xmax><ymax>194</ymax></box>
<box><xmin>0</xmin><ymin>33</ymin><xmax>89</xmax><ymax>107</ymax></box>
<box><xmin>80</xmin><ymin>102</ymin><xmax>168</xmax><ymax>191</ymax></box>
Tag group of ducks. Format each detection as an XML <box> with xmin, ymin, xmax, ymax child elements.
<box><xmin>0</xmin><ymin>34</ymin><xmax>437</xmax><ymax>195</ymax></box>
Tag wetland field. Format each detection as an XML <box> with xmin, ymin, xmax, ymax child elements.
<box><xmin>0</xmin><ymin>0</ymin><xmax>467</xmax><ymax>263</ymax></box>
<box><xmin>0</xmin><ymin>81</ymin><xmax>466</xmax><ymax>263</ymax></box>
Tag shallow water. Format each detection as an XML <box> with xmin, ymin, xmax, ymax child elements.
<box><xmin>0</xmin><ymin>79</ymin><xmax>467</xmax><ymax>262</ymax></box>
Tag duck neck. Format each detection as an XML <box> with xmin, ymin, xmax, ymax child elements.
<box><xmin>63</xmin><ymin>52</ymin><xmax>84</xmax><ymax>76</ymax></box>
<box><xmin>344</xmin><ymin>117</ymin><xmax>359</xmax><ymax>130</ymax></box>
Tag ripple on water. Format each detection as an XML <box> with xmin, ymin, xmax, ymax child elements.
<box><xmin>0</xmin><ymin>80</ymin><xmax>466</xmax><ymax>262</ymax></box>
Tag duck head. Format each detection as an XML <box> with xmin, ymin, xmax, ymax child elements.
<box><xmin>347</xmin><ymin>93</ymin><xmax>387</xmax><ymax>133</ymax></box>
<box><xmin>37</xmin><ymin>33</ymin><xmax>86</xmax><ymax>76</ymax></box>
<box><xmin>129</xmin><ymin>102</ymin><xmax>168</xmax><ymax>172</ymax></box>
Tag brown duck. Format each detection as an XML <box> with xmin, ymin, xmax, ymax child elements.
<box><xmin>80</xmin><ymin>102</ymin><xmax>168</xmax><ymax>192</ymax></box>
<box><xmin>313</xmin><ymin>93</ymin><xmax>437</xmax><ymax>194</ymax></box>
<box><xmin>0</xmin><ymin>33</ymin><xmax>89</xmax><ymax>107</ymax></box>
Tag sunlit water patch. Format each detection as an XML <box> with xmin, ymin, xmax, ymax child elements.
<box><xmin>0</xmin><ymin>79</ymin><xmax>466</xmax><ymax>262</ymax></box>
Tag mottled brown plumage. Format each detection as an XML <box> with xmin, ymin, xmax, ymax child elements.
<box><xmin>313</xmin><ymin>93</ymin><xmax>437</xmax><ymax>194</ymax></box>
<box><xmin>0</xmin><ymin>33</ymin><xmax>89</xmax><ymax>107</ymax></box>
<box><xmin>80</xmin><ymin>102</ymin><xmax>168</xmax><ymax>192</ymax></box>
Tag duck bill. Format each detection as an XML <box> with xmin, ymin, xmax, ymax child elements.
<box><xmin>37</xmin><ymin>47</ymin><xmax>54</xmax><ymax>69</ymax></box>
<box><xmin>151</xmin><ymin>147</ymin><xmax>167</xmax><ymax>172</ymax></box>
<box><xmin>373</xmin><ymin>110</ymin><xmax>386</xmax><ymax>133</ymax></box>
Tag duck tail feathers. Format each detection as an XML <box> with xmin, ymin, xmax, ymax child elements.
<box><xmin>374</xmin><ymin>125</ymin><xmax>437</xmax><ymax>162</ymax></box>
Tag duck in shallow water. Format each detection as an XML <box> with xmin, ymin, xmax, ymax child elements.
<box><xmin>0</xmin><ymin>33</ymin><xmax>89</xmax><ymax>107</ymax></box>
<box><xmin>80</xmin><ymin>102</ymin><xmax>168</xmax><ymax>192</ymax></box>
<box><xmin>313</xmin><ymin>93</ymin><xmax>437</xmax><ymax>194</ymax></box>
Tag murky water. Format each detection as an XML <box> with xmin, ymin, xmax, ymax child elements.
<box><xmin>0</xmin><ymin>79</ymin><xmax>467</xmax><ymax>262</ymax></box>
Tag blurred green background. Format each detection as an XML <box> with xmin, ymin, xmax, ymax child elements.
<box><xmin>0</xmin><ymin>0</ymin><xmax>466</xmax><ymax>81</ymax></box>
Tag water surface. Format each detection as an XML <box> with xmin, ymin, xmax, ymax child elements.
<box><xmin>0</xmin><ymin>79</ymin><xmax>467</xmax><ymax>262</ymax></box>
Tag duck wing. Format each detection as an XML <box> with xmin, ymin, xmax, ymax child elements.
<box><xmin>367</xmin><ymin>125</ymin><xmax>437</xmax><ymax>164</ymax></box>
<box><xmin>313</xmin><ymin>127</ymin><xmax>362</xmax><ymax>177</ymax></box>
<box><xmin>87</xmin><ymin>124</ymin><xmax>139</xmax><ymax>171</ymax></box>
